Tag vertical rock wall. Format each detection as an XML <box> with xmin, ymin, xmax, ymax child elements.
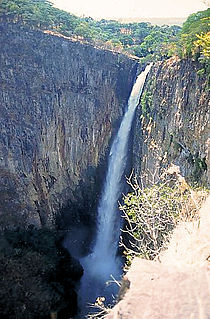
<box><xmin>0</xmin><ymin>23</ymin><xmax>137</xmax><ymax>230</ymax></box>
<box><xmin>133</xmin><ymin>57</ymin><xmax>209</xmax><ymax>186</ymax></box>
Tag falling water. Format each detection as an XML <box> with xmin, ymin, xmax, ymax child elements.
<box><xmin>77</xmin><ymin>64</ymin><xmax>152</xmax><ymax>317</ymax></box>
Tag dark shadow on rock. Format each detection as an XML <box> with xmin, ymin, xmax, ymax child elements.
<box><xmin>0</xmin><ymin>228</ymin><xmax>83</xmax><ymax>319</ymax></box>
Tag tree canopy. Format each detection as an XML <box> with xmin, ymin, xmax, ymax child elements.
<box><xmin>0</xmin><ymin>0</ymin><xmax>209</xmax><ymax>67</ymax></box>
<box><xmin>0</xmin><ymin>0</ymin><xmax>181</xmax><ymax>60</ymax></box>
<box><xmin>180</xmin><ymin>8</ymin><xmax>210</xmax><ymax>59</ymax></box>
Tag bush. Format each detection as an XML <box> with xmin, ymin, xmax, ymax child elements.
<box><xmin>179</xmin><ymin>8</ymin><xmax>210</xmax><ymax>62</ymax></box>
<box><xmin>120</xmin><ymin>166</ymin><xmax>209</xmax><ymax>265</ymax></box>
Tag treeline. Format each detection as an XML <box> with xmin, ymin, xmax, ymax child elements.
<box><xmin>0</xmin><ymin>0</ymin><xmax>209</xmax><ymax>66</ymax></box>
<box><xmin>0</xmin><ymin>0</ymin><xmax>81</xmax><ymax>34</ymax></box>
<box><xmin>84</xmin><ymin>18</ymin><xmax>181</xmax><ymax>61</ymax></box>
<box><xmin>178</xmin><ymin>8</ymin><xmax>210</xmax><ymax>72</ymax></box>
<box><xmin>0</xmin><ymin>0</ymin><xmax>180</xmax><ymax>60</ymax></box>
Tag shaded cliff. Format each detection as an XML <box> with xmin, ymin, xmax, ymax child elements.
<box><xmin>133</xmin><ymin>57</ymin><xmax>209</xmax><ymax>186</ymax></box>
<box><xmin>0</xmin><ymin>23</ymin><xmax>137</xmax><ymax>230</ymax></box>
<box><xmin>0</xmin><ymin>228</ymin><xmax>83</xmax><ymax>319</ymax></box>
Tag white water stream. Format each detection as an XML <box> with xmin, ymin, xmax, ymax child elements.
<box><xmin>77</xmin><ymin>64</ymin><xmax>152</xmax><ymax>317</ymax></box>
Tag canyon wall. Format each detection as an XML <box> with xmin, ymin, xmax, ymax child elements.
<box><xmin>107</xmin><ymin>57</ymin><xmax>209</xmax><ymax>319</ymax></box>
<box><xmin>1</xmin><ymin>23</ymin><xmax>209</xmax><ymax>319</ymax></box>
<box><xmin>133</xmin><ymin>57</ymin><xmax>209</xmax><ymax>186</ymax></box>
<box><xmin>0</xmin><ymin>23</ymin><xmax>137</xmax><ymax>230</ymax></box>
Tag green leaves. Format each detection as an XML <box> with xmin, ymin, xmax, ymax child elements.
<box><xmin>179</xmin><ymin>8</ymin><xmax>210</xmax><ymax>60</ymax></box>
<box><xmin>0</xmin><ymin>0</ymin><xmax>181</xmax><ymax>58</ymax></box>
<box><xmin>1</xmin><ymin>0</ymin><xmax>208</xmax><ymax>65</ymax></box>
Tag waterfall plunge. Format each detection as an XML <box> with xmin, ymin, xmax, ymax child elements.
<box><xmin>77</xmin><ymin>64</ymin><xmax>152</xmax><ymax>317</ymax></box>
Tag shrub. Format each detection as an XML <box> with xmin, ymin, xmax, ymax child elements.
<box><xmin>120</xmin><ymin>166</ymin><xmax>209</xmax><ymax>265</ymax></box>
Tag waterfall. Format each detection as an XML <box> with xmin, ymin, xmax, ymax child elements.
<box><xmin>77</xmin><ymin>64</ymin><xmax>152</xmax><ymax>317</ymax></box>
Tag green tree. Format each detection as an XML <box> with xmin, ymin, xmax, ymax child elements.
<box><xmin>74</xmin><ymin>22</ymin><xmax>95</xmax><ymax>40</ymax></box>
<box><xmin>180</xmin><ymin>8</ymin><xmax>210</xmax><ymax>58</ymax></box>
<box><xmin>120</xmin><ymin>171</ymin><xmax>208</xmax><ymax>263</ymax></box>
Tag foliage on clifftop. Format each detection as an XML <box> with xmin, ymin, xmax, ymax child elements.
<box><xmin>177</xmin><ymin>8</ymin><xmax>210</xmax><ymax>73</ymax></box>
<box><xmin>0</xmin><ymin>0</ymin><xmax>209</xmax><ymax>66</ymax></box>
<box><xmin>180</xmin><ymin>9</ymin><xmax>210</xmax><ymax>59</ymax></box>
<box><xmin>0</xmin><ymin>0</ymin><xmax>180</xmax><ymax>60</ymax></box>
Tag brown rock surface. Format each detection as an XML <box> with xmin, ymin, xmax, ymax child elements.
<box><xmin>0</xmin><ymin>23</ymin><xmax>137</xmax><ymax>230</ymax></box>
<box><xmin>107</xmin><ymin>196</ymin><xmax>210</xmax><ymax>319</ymax></box>
<box><xmin>133</xmin><ymin>57</ymin><xmax>210</xmax><ymax>186</ymax></box>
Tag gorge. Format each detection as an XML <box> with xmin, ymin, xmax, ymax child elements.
<box><xmin>77</xmin><ymin>64</ymin><xmax>152</xmax><ymax>317</ymax></box>
<box><xmin>0</xmin><ymin>19</ymin><xmax>209</xmax><ymax>319</ymax></box>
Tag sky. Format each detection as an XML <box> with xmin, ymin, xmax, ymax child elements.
<box><xmin>51</xmin><ymin>0</ymin><xmax>208</xmax><ymax>20</ymax></box>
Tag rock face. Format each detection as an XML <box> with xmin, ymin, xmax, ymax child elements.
<box><xmin>106</xmin><ymin>60</ymin><xmax>210</xmax><ymax>318</ymax></box>
<box><xmin>0</xmin><ymin>23</ymin><xmax>137</xmax><ymax>230</ymax></box>
<box><xmin>0</xmin><ymin>228</ymin><xmax>84</xmax><ymax>319</ymax></box>
<box><xmin>133</xmin><ymin>57</ymin><xmax>209</xmax><ymax>186</ymax></box>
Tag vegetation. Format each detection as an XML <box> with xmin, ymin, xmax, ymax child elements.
<box><xmin>179</xmin><ymin>8</ymin><xmax>210</xmax><ymax>59</ymax></box>
<box><xmin>86</xmin><ymin>167</ymin><xmax>209</xmax><ymax>318</ymax></box>
<box><xmin>177</xmin><ymin>8</ymin><xmax>210</xmax><ymax>77</ymax></box>
<box><xmin>0</xmin><ymin>0</ymin><xmax>209</xmax><ymax>65</ymax></box>
<box><xmin>0</xmin><ymin>0</ymin><xmax>181</xmax><ymax>61</ymax></box>
<box><xmin>0</xmin><ymin>0</ymin><xmax>81</xmax><ymax>33</ymax></box>
<box><xmin>120</xmin><ymin>167</ymin><xmax>209</xmax><ymax>265</ymax></box>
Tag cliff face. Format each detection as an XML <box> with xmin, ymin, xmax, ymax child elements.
<box><xmin>0</xmin><ymin>23</ymin><xmax>137</xmax><ymax>230</ymax></box>
<box><xmin>133</xmin><ymin>57</ymin><xmax>209</xmax><ymax>186</ymax></box>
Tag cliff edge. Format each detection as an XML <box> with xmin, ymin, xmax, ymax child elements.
<box><xmin>106</xmin><ymin>195</ymin><xmax>210</xmax><ymax>319</ymax></box>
